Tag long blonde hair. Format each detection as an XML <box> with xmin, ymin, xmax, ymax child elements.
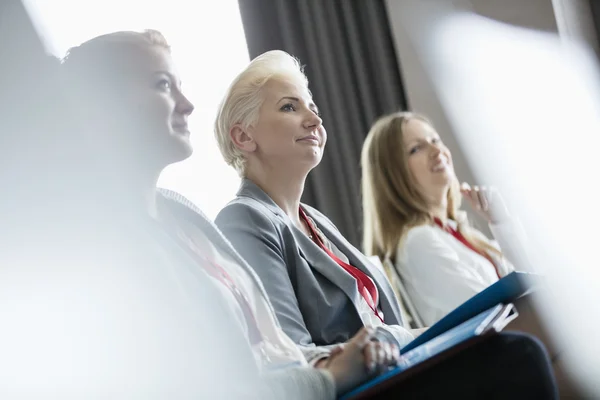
<box><xmin>361</xmin><ymin>111</ymin><xmax>502</xmax><ymax>263</ymax></box>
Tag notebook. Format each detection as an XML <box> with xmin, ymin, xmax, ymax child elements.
<box><xmin>341</xmin><ymin>303</ymin><xmax>518</xmax><ymax>400</ymax></box>
<box><xmin>401</xmin><ymin>270</ymin><xmax>535</xmax><ymax>353</ymax></box>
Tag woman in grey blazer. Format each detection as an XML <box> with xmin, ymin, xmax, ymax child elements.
<box><xmin>214</xmin><ymin>50</ymin><xmax>415</xmax><ymax>352</ymax></box>
<box><xmin>212</xmin><ymin>50</ymin><xmax>559</xmax><ymax>398</ymax></box>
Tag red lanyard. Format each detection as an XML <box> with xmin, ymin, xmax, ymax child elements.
<box><xmin>162</xmin><ymin>220</ymin><xmax>264</xmax><ymax>346</ymax></box>
<box><xmin>433</xmin><ymin>218</ymin><xmax>501</xmax><ymax>280</ymax></box>
<box><xmin>299</xmin><ymin>208</ymin><xmax>384</xmax><ymax>323</ymax></box>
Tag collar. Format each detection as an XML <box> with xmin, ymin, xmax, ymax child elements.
<box><xmin>433</xmin><ymin>217</ymin><xmax>458</xmax><ymax>231</ymax></box>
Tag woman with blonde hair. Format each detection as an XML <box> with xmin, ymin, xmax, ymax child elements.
<box><xmin>213</xmin><ymin>50</ymin><xmax>557</xmax><ymax>398</ymax></box>
<box><xmin>362</xmin><ymin>111</ymin><xmax>525</xmax><ymax>326</ymax></box>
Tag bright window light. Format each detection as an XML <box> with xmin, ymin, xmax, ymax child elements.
<box><xmin>26</xmin><ymin>0</ymin><xmax>247</xmax><ymax>219</ymax></box>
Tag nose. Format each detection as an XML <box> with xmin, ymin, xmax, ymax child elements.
<box><xmin>303</xmin><ymin>110</ymin><xmax>322</xmax><ymax>130</ymax></box>
<box><xmin>175</xmin><ymin>90</ymin><xmax>195</xmax><ymax>117</ymax></box>
<box><xmin>428</xmin><ymin>142</ymin><xmax>442</xmax><ymax>159</ymax></box>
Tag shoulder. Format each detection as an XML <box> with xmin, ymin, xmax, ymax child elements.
<box><xmin>403</xmin><ymin>224</ymin><xmax>442</xmax><ymax>247</ymax></box>
<box><xmin>216</xmin><ymin>197</ymin><xmax>284</xmax><ymax>235</ymax></box>
<box><xmin>158</xmin><ymin>188</ymin><xmax>206</xmax><ymax>218</ymax></box>
<box><xmin>397</xmin><ymin>224</ymin><xmax>455</xmax><ymax>261</ymax></box>
<box><xmin>157</xmin><ymin>188</ymin><xmax>215</xmax><ymax>231</ymax></box>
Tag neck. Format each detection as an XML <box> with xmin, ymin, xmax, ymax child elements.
<box><xmin>428</xmin><ymin>189</ymin><xmax>449</xmax><ymax>225</ymax></box>
<box><xmin>246</xmin><ymin>163</ymin><xmax>308</xmax><ymax>225</ymax></box>
<box><xmin>118</xmin><ymin>170</ymin><xmax>161</xmax><ymax>219</ymax></box>
<box><xmin>88</xmin><ymin>160</ymin><xmax>162</xmax><ymax>219</ymax></box>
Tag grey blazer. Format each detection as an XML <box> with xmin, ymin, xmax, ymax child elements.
<box><xmin>215</xmin><ymin>179</ymin><xmax>408</xmax><ymax>348</ymax></box>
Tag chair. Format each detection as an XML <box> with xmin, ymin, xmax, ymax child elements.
<box><xmin>368</xmin><ymin>256</ymin><xmax>425</xmax><ymax>329</ymax></box>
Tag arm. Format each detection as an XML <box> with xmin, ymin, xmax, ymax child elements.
<box><xmin>460</xmin><ymin>184</ymin><xmax>533</xmax><ymax>271</ymax></box>
<box><xmin>215</xmin><ymin>202</ymin><xmax>320</xmax><ymax>350</ymax></box>
<box><xmin>260</xmin><ymin>368</ymin><xmax>336</xmax><ymax>400</ymax></box>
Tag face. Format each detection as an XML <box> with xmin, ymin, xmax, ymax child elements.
<box><xmin>246</xmin><ymin>78</ymin><xmax>326</xmax><ymax>171</ymax></box>
<box><xmin>92</xmin><ymin>44</ymin><xmax>195</xmax><ymax>168</ymax></box>
<box><xmin>402</xmin><ymin>118</ymin><xmax>455</xmax><ymax>200</ymax></box>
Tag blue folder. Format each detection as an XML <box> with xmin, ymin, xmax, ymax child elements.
<box><xmin>339</xmin><ymin>271</ymin><xmax>536</xmax><ymax>399</ymax></box>
<box><xmin>341</xmin><ymin>303</ymin><xmax>517</xmax><ymax>400</ymax></box>
<box><xmin>401</xmin><ymin>271</ymin><xmax>533</xmax><ymax>353</ymax></box>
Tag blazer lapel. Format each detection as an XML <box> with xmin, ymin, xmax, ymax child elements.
<box><xmin>287</xmin><ymin>220</ymin><xmax>365</xmax><ymax>307</ymax></box>
<box><xmin>304</xmin><ymin>207</ymin><xmax>405</xmax><ymax>326</ymax></box>
<box><xmin>237</xmin><ymin>179</ymin><xmax>365</xmax><ymax>308</ymax></box>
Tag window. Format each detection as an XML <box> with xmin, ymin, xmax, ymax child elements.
<box><xmin>26</xmin><ymin>0</ymin><xmax>247</xmax><ymax>218</ymax></box>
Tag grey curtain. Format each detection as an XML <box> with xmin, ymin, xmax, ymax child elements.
<box><xmin>238</xmin><ymin>0</ymin><xmax>407</xmax><ymax>247</ymax></box>
<box><xmin>591</xmin><ymin>0</ymin><xmax>600</xmax><ymax>48</ymax></box>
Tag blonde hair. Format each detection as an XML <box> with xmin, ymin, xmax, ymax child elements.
<box><xmin>62</xmin><ymin>29</ymin><xmax>170</xmax><ymax>64</ymax></box>
<box><xmin>361</xmin><ymin>111</ymin><xmax>502</xmax><ymax>263</ymax></box>
<box><xmin>60</xmin><ymin>29</ymin><xmax>171</xmax><ymax>103</ymax></box>
<box><xmin>214</xmin><ymin>50</ymin><xmax>309</xmax><ymax>176</ymax></box>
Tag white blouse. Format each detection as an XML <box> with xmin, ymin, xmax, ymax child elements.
<box><xmin>394</xmin><ymin>219</ymin><xmax>526</xmax><ymax>326</ymax></box>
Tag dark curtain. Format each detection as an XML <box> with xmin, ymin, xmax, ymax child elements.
<box><xmin>238</xmin><ymin>0</ymin><xmax>407</xmax><ymax>247</ymax></box>
<box><xmin>591</xmin><ymin>0</ymin><xmax>600</xmax><ymax>48</ymax></box>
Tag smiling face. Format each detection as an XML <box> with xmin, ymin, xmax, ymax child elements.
<box><xmin>244</xmin><ymin>78</ymin><xmax>326</xmax><ymax>172</ymax></box>
<box><xmin>402</xmin><ymin>118</ymin><xmax>455</xmax><ymax>203</ymax></box>
<box><xmin>67</xmin><ymin>39</ymin><xmax>195</xmax><ymax>170</ymax></box>
<box><xmin>107</xmin><ymin>45</ymin><xmax>195</xmax><ymax>166</ymax></box>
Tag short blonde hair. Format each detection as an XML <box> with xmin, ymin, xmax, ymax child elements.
<box><xmin>361</xmin><ymin>111</ymin><xmax>502</xmax><ymax>262</ymax></box>
<box><xmin>214</xmin><ymin>50</ymin><xmax>309</xmax><ymax>176</ymax></box>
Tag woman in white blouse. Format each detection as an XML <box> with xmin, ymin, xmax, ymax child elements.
<box><xmin>362</xmin><ymin>111</ymin><xmax>527</xmax><ymax>326</ymax></box>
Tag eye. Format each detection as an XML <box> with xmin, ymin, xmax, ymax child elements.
<box><xmin>156</xmin><ymin>78</ymin><xmax>171</xmax><ymax>91</ymax></box>
<box><xmin>312</xmin><ymin>109</ymin><xmax>322</xmax><ymax>118</ymax></box>
<box><xmin>409</xmin><ymin>145</ymin><xmax>420</xmax><ymax>155</ymax></box>
<box><xmin>280</xmin><ymin>103</ymin><xmax>296</xmax><ymax>112</ymax></box>
<box><xmin>432</xmin><ymin>137</ymin><xmax>441</xmax><ymax>144</ymax></box>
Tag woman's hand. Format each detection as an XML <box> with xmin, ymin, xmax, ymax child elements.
<box><xmin>460</xmin><ymin>182</ymin><xmax>510</xmax><ymax>223</ymax></box>
<box><xmin>324</xmin><ymin>327</ymin><xmax>400</xmax><ymax>395</ymax></box>
<box><xmin>363</xmin><ymin>340</ymin><xmax>400</xmax><ymax>374</ymax></box>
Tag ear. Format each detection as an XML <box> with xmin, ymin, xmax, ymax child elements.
<box><xmin>230</xmin><ymin>124</ymin><xmax>257</xmax><ymax>153</ymax></box>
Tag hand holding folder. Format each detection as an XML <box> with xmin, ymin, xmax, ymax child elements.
<box><xmin>340</xmin><ymin>271</ymin><xmax>538</xmax><ymax>399</ymax></box>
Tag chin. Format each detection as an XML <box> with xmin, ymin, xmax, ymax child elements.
<box><xmin>176</xmin><ymin>144</ymin><xmax>194</xmax><ymax>162</ymax></box>
<box><xmin>431</xmin><ymin>174</ymin><xmax>453</xmax><ymax>187</ymax></box>
<box><xmin>165</xmin><ymin>140</ymin><xmax>193</xmax><ymax>165</ymax></box>
<box><xmin>308</xmin><ymin>152</ymin><xmax>323</xmax><ymax>168</ymax></box>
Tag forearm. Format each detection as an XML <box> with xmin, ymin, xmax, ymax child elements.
<box><xmin>260</xmin><ymin>367</ymin><xmax>336</xmax><ymax>400</ymax></box>
<box><xmin>374</xmin><ymin>325</ymin><xmax>415</xmax><ymax>348</ymax></box>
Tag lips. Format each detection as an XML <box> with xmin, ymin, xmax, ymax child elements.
<box><xmin>297</xmin><ymin>135</ymin><xmax>320</xmax><ymax>145</ymax></box>
<box><xmin>172</xmin><ymin>123</ymin><xmax>189</xmax><ymax>134</ymax></box>
<box><xmin>431</xmin><ymin>158</ymin><xmax>448</xmax><ymax>172</ymax></box>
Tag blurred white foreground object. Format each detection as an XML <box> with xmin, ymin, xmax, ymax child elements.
<box><xmin>428</xmin><ymin>12</ymin><xmax>600</xmax><ymax>397</ymax></box>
